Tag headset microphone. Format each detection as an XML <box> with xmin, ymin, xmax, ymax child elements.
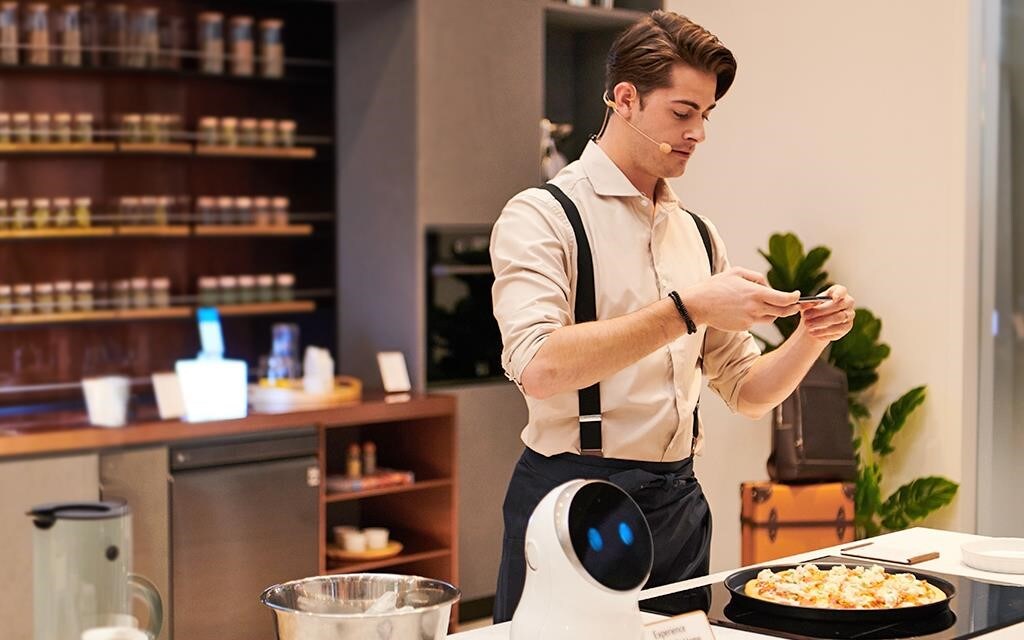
<box><xmin>602</xmin><ymin>94</ymin><xmax>673</xmax><ymax>155</ymax></box>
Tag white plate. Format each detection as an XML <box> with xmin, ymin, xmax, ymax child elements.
<box><xmin>961</xmin><ymin>538</ymin><xmax>1024</xmax><ymax>574</ymax></box>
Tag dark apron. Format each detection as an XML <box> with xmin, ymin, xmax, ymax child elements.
<box><xmin>492</xmin><ymin>447</ymin><xmax>712</xmax><ymax>623</ymax></box>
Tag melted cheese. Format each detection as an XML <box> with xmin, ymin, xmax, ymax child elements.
<box><xmin>744</xmin><ymin>564</ymin><xmax>945</xmax><ymax>610</ymax></box>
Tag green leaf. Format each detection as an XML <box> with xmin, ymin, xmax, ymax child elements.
<box><xmin>766</xmin><ymin>233</ymin><xmax>804</xmax><ymax>289</ymax></box>
<box><xmin>794</xmin><ymin>246</ymin><xmax>831</xmax><ymax>294</ymax></box>
<box><xmin>872</xmin><ymin>386</ymin><xmax>927</xmax><ymax>456</ymax></box>
<box><xmin>829</xmin><ymin>309</ymin><xmax>891</xmax><ymax>393</ymax></box>
<box><xmin>855</xmin><ymin>462</ymin><xmax>883</xmax><ymax>527</ymax></box>
<box><xmin>849</xmin><ymin>401</ymin><xmax>871</xmax><ymax>421</ymax></box>
<box><xmin>879</xmin><ymin>477</ymin><xmax>959</xmax><ymax>531</ymax></box>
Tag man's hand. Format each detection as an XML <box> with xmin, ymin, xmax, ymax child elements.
<box><xmin>682</xmin><ymin>266</ymin><xmax>801</xmax><ymax>332</ymax></box>
<box><xmin>799</xmin><ymin>284</ymin><xmax>855</xmax><ymax>342</ymax></box>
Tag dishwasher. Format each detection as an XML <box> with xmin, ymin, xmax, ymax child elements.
<box><xmin>170</xmin><ymin>428</ymin><xmax>320</xmax><ymax>640</ymax></box>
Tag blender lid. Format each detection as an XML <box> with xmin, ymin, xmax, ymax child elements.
<box><xmin>28</xmin><ymin>500</ymin><xmax>129</xmax><ymax>529</ymax></box>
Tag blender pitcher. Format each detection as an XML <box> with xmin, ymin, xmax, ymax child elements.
<box><xmin>28</xmin><ymin>501</ymin><xmax>163</xmax><ymax>640</ymax></box>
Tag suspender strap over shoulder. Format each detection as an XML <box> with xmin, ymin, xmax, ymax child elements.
<box><xmin>540</xmin><ymin>182</ymin><xmax>714</xmax><ymax>458</ymax></box>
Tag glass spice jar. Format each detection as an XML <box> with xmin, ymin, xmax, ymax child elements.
<box><xmin>14</xmin><ymin>283</ymin><xmax>34</xmax><ymax>314</ymax></box>
<box><xmin>0</xmin><ymin>112</ymin><xmax>10</xmax><ymax>143</ymax></box>
<box><xmin>142</xmin><ymin>113</ymin><xmax>161</xmax><ymax>143</ymax></box>
<box><xmin>24</xmin><ymin>3</ymin><xmax>50</xmax><ymax>66</ymax></box>
<box><xmin>31</xmin><ymin>198</ymin><xmax>50</xmax><ymax>229</ymax></box>
<box><xmin>219</xmin><ymin>117</ymin><xmax>238</xmax><ymax>147</ymax></box>
<box><xmin>0</xmin><ymin>198</ymin><xmax>7</xmax><ymax>229</ymax></box>
<box><xmin>121</xmin><ymin>113</ymin><xmax>142</xmax><ymax>143</ymax></box>
<box><xmin>52</xmin><ymin>197</ymin><xmax>72</xmax><ymax>227</ymax></box>
<box><xmin>239</xmin><ymin>118</ymin><xmax>258</xmax><ymax>147</ymax></box>
<box><xmin>13</xmin><ymin>113</ymin><xmax>31</xmax><ymax>144</ymax></box>
<box><xmin>277</xmin><ymin>120</ymin><xmax>296</xmax><ymax>147</ymax></box>
<box><xmin>197</xmin><ymin>12</ymin><xmax>224</xmax><ymax>74</ymax></box>
<box><xmin>275</xmin><ymin>273</ymin><xmax>295</xmax><ymax>301</ymax></box>
<box><xmin>196</xmin><ymin>196</ymin><xmax>217</xmax><ymax>225</ymax></box>
<box><xmin>0</xmin><ymin>2</ymin><xmax>17</xmax><ymax>66</ymax></box>
<box><xmin>218</xmin><ymin>275</ymin><xmax>238</xmax><ymax>305</ymax></box>
<box><xmin>197</xmin><ymin>276</ymin><xmax>218</xmax><ymax>306</ymax></box>
<box><xmin>256</xmin><ymin>274</ymin><xmax>274</xmax><ymax>302</ymax></box>
<box><xmin>55</xmin><ymin>280</ymin><xmax>74</xmax><ymax>312</ymax></box>
<box><xmin>73</xmin><ymin>113</ymin><xmax>93</xmax><ymax>143</ymax></box>
<box><xmin>59</xmin><ymin>4</ymin><xmax>83</xmax><ymax>67</ymax></box>
<box><xmin>259</xmin><ymin>119</ymin><xmax>277</xmax><ymax>147</ymax></box>
<box><xmin>154</xmin><ymin>196</ymin><xmax>170</xmax><ymax>226</ymax></box>
<box><xmin>32</xmin><ymin>113</ymin><xmax>51</xmax><ymax>143</ymax></box>
<box><xmin>34</xmin><ymin>282</ymin><xmax>55</xmax><ymax>314</ymax></box>
<box><xmin>229</xmin><ymin>16</ymin><xmax>254</xmax><ymax>77</ymax></box>
<box><xmin>130</xmin><ymin>277</ymin><xmax>149</xmax><ymax>308</ymax></box>
<box><xmin>0</xmin><ymin>284</ymin><xmax>12</xmax><ymax>316</ymax></box>
<box><xmin>74</xmin><ymin>280</ymin><xmax>94</xmax><ymax>311</ymax></box>
<box><xmin>106</xmin><ymin>4</ymin><xmax>127</xmax><ymax>66</ymax></box>
<box><xmin>111</xmin><ymin>279</ymin><xmax>130</xmax><ymax>309</ymax></box>
<box><xmin>160</xmin><ymin>114</ymin><xmax>179</xmax><ymax>143</ymax></box>
<box><xmin>234</xmin><ymin>196</ymin><xmax>253</xmax><ymax>225</ymax></box>
<box><xmin>150</xmin><ymin>277</ymin><xmax>170</xmax><ymax>307</ymax></box>
<box><xmin>271</xmin><ymin>196</ymin><xmax>289</xmax><ymax>226</ymax></box>
<box><xmin>259</xmin><ymin>19</ymin><xmax>284</xmax><ymax>79</ymax></box>
<box><xmin>216</xmin><ymin>196</ymin><xmax>234</xmax><ymax>225</ymax></box>
<box><xmin>53</xmin><ymin>113</ymin><xmax>73</xmax><ymax>143</ymax></box>
<box><xmin>119</xmin><ymin>196</ymin><xmax>140</xmax><ymax>225</ymax></box>
<box><xmin>73</xmin><ymin>196</ymin><xmax>91</xmax><ymax>227</ymax></box>
<box><xmin>198</xmin><ymin>116</ymin><xmax>219</xmax><ymax>146</ymax></box>
<box><xmin>11</xmin><ymin>198</ymin><xmax>29</xmax><ymax>229</ymax></box>
<box><xmin>252</xmin><ymin>197</ymin><xmax>271</xmax><ymax>226</ymax></box>
<box><xmin>237</xmin><ymin>274</ymin><xmax>256</xmax><ymax>303</ymax></box>
<box><xmin>139</xmin><ymin>196</ymin><xmax>157</xmax><ymax>225</ymax></box>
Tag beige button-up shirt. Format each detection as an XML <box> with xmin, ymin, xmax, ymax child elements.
<box><xmin>490</xmin><ymin>141</ymin><xmax>761</xmax><ymax>462</ymax></box>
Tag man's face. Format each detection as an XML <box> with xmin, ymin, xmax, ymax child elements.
<box><xmin>625</xmin><ymin>64</ymin><xmax>718</xmax><ymax>178</ymax></box>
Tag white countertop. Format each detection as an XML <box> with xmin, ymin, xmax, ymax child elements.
<box><xmin>449</xmin><ymin>527</ymin><xmax>1024</xmax><ymax>640</ymax></box>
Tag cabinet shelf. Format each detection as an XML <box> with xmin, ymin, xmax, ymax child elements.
<box><xmin>0</xmin><ymin>142</ymin><xmax>116</xmax><ymax>154</ymax></box>
<box><xmin>326</xmin><ymin>547</ymin><xmax>451</xmax><ymax>574</ymax></box>
<box><xmin>217</xmin><ymin>300</ymin><xmax>315</xmax><ymax>316</ymax></box>
<box><xmin>0</xmin><ymin>225</ymin><xmax>316</xmax><ymax>240</ymax></box>
<box><xmin>0</xmin><ymin>143</ymin><xmax>319</xmax><ymax>159</ymax></box>
<box><xmin>0</xmin><ymin>227</ymin><xmax>115</xmax><ymax>239</ymax></box>
<box><xmin>194</xmin><ymin>224</ymin><xmax>313</xmax><ymax>237</ymax></box>
<box><xmin>0</xmin><ymin>301</ymin><xmax>315</xmax><ymax>327</ymax></box>
<box><xmin>325</xmin><ymin>478</ymin><xmax>452</xmax><ymax>503</ymax></box>
<box><xmin>116</xmin><ymin>225</ymin><xmax>191</xmax><ymax>237</ymax></box>
<box><xmin>195</xmin><ymin>145</ymin><xmax>316</xmax><ymax>159</ymax></box>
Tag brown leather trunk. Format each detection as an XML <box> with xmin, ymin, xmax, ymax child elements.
<box><xmin>740</xmin><ymin>481</ymin><xmax>856</xmax><ymax>565</ymax></box>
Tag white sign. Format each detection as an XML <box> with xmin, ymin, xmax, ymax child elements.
<box><xmin>377</xmin><ymin>351</ymin><xmax>412</xmax><ymax>393</ymax></box>
<box><xmin>643</xmin><ymin>610</ymin><xmax>716</xmax><ymax>640</ymax></box>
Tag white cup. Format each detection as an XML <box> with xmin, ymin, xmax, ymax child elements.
<box><xmin>364</xmin><ymin>527</ymin><xmax>390</xmax><ymax>550</ymax></box>
<box><xmin>81</xmin><ymin>376</ymin><xmax>131</xmax><ymax>427</ymax></box>
<box><xmin>81</xmin><ymin>627</ymin><xmax>148</xmax><ymax>640</ymax></box>
<box><xmin>332</xmin><ymin>525</ymin><xmax>357</xmax><ymax>547</ymax></box>
<box><xmin>342</xmin><ymin>531</ymin><xmax>367</xmax><ymax>553</ymax></box>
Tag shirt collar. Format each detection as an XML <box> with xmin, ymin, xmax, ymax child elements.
<box><xmin>580</xmin><ymin>140</ymin><xmax>679</xmax><ymax>205</ymax></box>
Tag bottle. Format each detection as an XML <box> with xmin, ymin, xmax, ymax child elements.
<box><xmin>346</xmin><ymin>443</ymin><xmax>362</xmax><ymax>479</ymax></box>
<box><xmin>32</xmin><ymin>113</ymin><xmax>51</xmax><ymax>144</ymax></box>
<box><xmin>73</xmin><ymin>197</ymin><xmax>92</xmax><ymax>227</ymax></box>
<box><xmin>74</xmin><ymin>280</ymin><xmax>94</xmax><ymax>311</ymax></box>
<box><xmin>0</xmin><ymin>112</ymin><xmax>10</xmax><ymax>144</ymax></box>
<box><xmin>259</xmin><ymin>19</ymin><xmax>284</xmax><ymax>78</ymax></box>
<box><xmin>59</xmin><ymin>4</ymin><xmax>82</xmax><ymax>67</ymax></box>
<box><xmin>229</xmin><ymin>16</ymin><xmax>254</xmax><ymax>76</ymax></box>
<box><xmin>31</xmin><ymin>198</ymin><xmax>50</xmax><ymax>229</ymax></box>
<box><xmin>24</xmin><ymin>3</ymin><xmax>50</xmax><ymax>66</ymax></box>
<box><xmin>73</xmin><ymin>113</ymin><xmax>93</xmax><ymax>143</ymax></box>
<box><xmin>52</xmin><ymin>197</ymin><xmax>72</xmax><ymax>227</ymax></box>
<box><xmin>53</xmin><ymin>113</ymin><xmax>73</xmax><ymax>143</ymax></box>
<box><xmin>55</xmin><ymin>281</ymin><xmax>74</xmax><ymax>312</ymax></box>
<box><xmin>1</xmin><ymin>2</ymin><xmax>19</xmax><ymax>65</ymax></box>
<box><xmin>197</xmin><ymin>12</ymin><xmax>224</xmax><ymax>74</ymax></box>
<box><xmin>362</xmin><ymin>441</ymin><xmax>377</xmax><ymax>476</ymax></box>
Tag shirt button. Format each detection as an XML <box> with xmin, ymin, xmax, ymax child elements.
<box><xmin>640</xmin><ymin>198</ymin><xmax>650</xmax><ymax>207</ymax></box>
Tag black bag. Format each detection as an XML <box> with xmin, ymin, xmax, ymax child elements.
<box><xmin>767</xmin><ymin>359</ymin><xmax>857</xmax><ymax>483</ymax></box>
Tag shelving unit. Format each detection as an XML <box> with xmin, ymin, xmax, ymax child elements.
<box><xmin>0</xmin><ymin>142</ymin><xmax>318</xmax><ymax>159</ymax></box>
<box><xmin>0</xmin><ymin>225</ymin><xmax>316</xmax><ymax>240</ymax></box>
<box><xmin>0</xmin><ymin>301</ymin><xmax>316</xmax><ymax>327</ymax></box>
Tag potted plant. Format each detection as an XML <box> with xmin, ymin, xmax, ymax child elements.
<box><xmin>756</xmin><ymin>233</ymin><xmax>958</xmax><ymax>537</ymax></box>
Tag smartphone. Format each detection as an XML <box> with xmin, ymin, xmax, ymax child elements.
<box><xmin>798</xmin><ymin>294</ymin><xmax>831</xmax><ymax>303</ymax></box>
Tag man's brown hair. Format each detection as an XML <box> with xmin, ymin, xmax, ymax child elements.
<box><xmin>606</xmin><ymin>10</ymin><xmax>737</xmax><ymax>103</ymax></box>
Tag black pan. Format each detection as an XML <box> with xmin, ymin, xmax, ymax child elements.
<box><xmin>723</xmin><ymin>562</ymin><xmax>956</xmax><ymax>623</ymax></box>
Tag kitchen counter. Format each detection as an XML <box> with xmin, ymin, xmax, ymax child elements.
<box><xmin>0</xmin><ymin>393</ymin><xmax>455</xmax><ymax>459</ymax></box>
<box><xmin>451</xmin><ymin>527</ymin><xmax>1024</xmax><ymax>639</ymax></box>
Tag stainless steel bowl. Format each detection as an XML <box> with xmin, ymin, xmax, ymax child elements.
<box><xmin>260</xmin><ymin>573</ymin><xmax>461</xmax><ymax>640</ymax></box>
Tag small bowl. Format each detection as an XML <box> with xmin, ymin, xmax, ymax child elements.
<box><xmin>332</xmin><ymin>525</ymin><xmax>358</xmax><ymax>547</ymax></box>
<box><xmin>962</xmin><ymin>538</ymin><xmax>1024</xmax><ymax>574</ymax></box>
<box><xmin>364</xmin><ymin>527</ymin><xmax>390</xmax><ymax>550</ymax></box>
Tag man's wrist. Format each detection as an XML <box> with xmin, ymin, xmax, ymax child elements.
<box><xmin>667</xmin><ymin>291</ymin><xmax>697</xmax><ymax>334</ymax></box>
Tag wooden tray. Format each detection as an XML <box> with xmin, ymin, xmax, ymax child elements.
<box><xmin>249</xmin><ymin>375</ymin><xmax>362</xmax><ymax>413</ymax></box>
<box><xmin>326</xmin><ymin>540</ymin><xmax>403</xmax><ymax>562</ymax></box>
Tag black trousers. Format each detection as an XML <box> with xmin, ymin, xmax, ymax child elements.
<box><xmin>493</xmin><ymin>447</ymin><xmax>712</xmax><ymax>623</ymax></box>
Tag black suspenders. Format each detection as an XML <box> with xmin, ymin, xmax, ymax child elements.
<box><xmin>540</xmin><ymin>183</ymin><xmax>715</xmax><ymax>458</ymax></box>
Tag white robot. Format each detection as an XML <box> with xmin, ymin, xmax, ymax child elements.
<box><xmin>511</xmin><ymin>479</ymin><xmax>653</xmax><ymax>640</ymax></box>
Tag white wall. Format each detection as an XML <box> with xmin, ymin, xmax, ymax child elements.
<box><xmin>667</xmin><ymin>0</ymin><xmax>979</xmax><ymax>571</ymax></box>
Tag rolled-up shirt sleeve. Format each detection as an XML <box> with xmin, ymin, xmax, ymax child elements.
<box><xmin>490</xmin><ymin>189</ymin><xmax>574</xmax><ymax>387</ymax></box>
<box><xmin>698</xmin><ymin>216</ymin><xmax>763</xmax><ymax>412</ymax></box>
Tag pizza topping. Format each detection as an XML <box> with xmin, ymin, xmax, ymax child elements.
<box><xmin>745</xmin><ymin>564</ymin><xmax>945</xmax><ymax>610</ymax></box>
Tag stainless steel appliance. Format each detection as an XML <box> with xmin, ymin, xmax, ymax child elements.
<box><xmin>170</xmin><ymin>429</ymin><xmax>319</xmax><ymax>640</ymax></box>
<box><xmin>28</xmin><ymin>501</ymin><xmax>163</xmax><ymax>640</ymax></box>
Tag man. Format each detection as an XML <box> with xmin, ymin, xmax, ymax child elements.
<box><xmin>489</xmin><ymin>10</ymin><xmax>854</xmax><ymax>622</ymax></box>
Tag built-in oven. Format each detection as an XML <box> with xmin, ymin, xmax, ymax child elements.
<box><xmin>425</xmin><ymin>226</ymin><xmax>503</xmax><ymax>386</ymax></box>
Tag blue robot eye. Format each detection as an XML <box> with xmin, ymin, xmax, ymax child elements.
<box><xmin>587</xmin><ymin>527</ymin><xmax>604</xmax><ymax>552</ymax></box>
<box><xmin>618</xmin><ymin>522</ymin><xmax>634</xmax><ymax>546</ymax></box>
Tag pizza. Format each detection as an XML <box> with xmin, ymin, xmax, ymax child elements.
<box><xmin>743</xmin><ymin>563</ymin><xmax>946</xmax><ymax>609</ymax></box>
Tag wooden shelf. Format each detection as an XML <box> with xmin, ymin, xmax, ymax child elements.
<box><xmin>0</xmin><ymin>227</ymin><xmax>115</xmax><ymax>239</ymax></box>
<box><xmin>116</xmin><ymin>142</ymin><xmax>193</xmax><ymax>155</ymax></box>
<box><xmin>325</xmin><ymin>478</ymin><xmax>452</xmax><ymax>503</ymax></box>
<box><xmin>0</xmin><ymin>142</ymin><xmax>116</xmax><ymax>154</ymax></box>
<box><xmin>545</xmin><ymin>3</ymin><xmax>649</xmax><ymax>31</ymax></box>
<box><xmin>194</xmin><ymin>224</ymin><xmax>313</xmax><ymax>236</ymax></box>
<box><xmin>195</xmin><ymin>145</ymin><xmax>317</xmax><ymax>159</ymax></box>
<box><xmin>215</xmin><ymin>300</ymin><xmax>315</xmax><ymax>316</ymax></box>
<box><xmin>326</xmin><ymin>547</ymin><xmax>451</xmax><ymax>574</ymax></box>
<box><xmin>116</xmin><ymin>225</ymin><xmax>191</xmax><ymax>237</ymax></box>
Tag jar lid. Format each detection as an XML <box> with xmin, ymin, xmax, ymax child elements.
<box><xmin>130</xmin><ymin>278</ymin><xmax>149</xmax><ymax>289</ymax></box>
<box><xmin>259</xmin><ymin>18</ymin><xmax>284</xmax><ymax>28</ymax></box>
<box><xmin>230</xmin><ymin>15</ymin><xmax>253</xmax><ymax>24</ymax></box>
<box><xmin>199</xmin><ymin>116</ymin><xmax>219</xmax><ymax>126</ymax></box>
<box><xmin>74</xmin><ymin>113</ymin><xmax>94</xmax><ymax>122</ymax></box>
<box><xmin>277</xmin><ymin>120</ymin><xmax>296</xmax><ymax>131</ymax></box>
<box><xmin>33</xmin><ymin>113</ymin><xmax>51</xmax><ymax>121</ymax></box>
<box><xmin>221</xmin><ymin>117</ymin><xmax>238</xmax><ymax>127</ymax></box>
<box><xmin>237</xmin><ymin>275</ymin><xmax>256</xmax><ymax>286</ymax></box>
<box><xmin>235</xmin><ymin>197</ymin><xmax>252</xmax><ymax>207</ymax></box>
<box><xmin>113</xmin><ymin>280</ymin><xmax>131</xmax><ymax>290</ymax></box>
<box><xmin>241</xmin><ymin>118</ymin><xmax>258</xmax><ymax>127</ymax></box>
<box><xmin>34</xmin><ymin>283</ymin><xmax>54</xmax><ymax>293</ymax></box>
<box><xmin>55</xmin><ymin>281</ymin><xmax>73</xmax><ymax>291</ymax></box>
<box><xmin>54</xmin><ymin>113</ymin><xmax>72</xmax><ymax>122</ymax></box>
<box><xmin>14</xmin><ymin>284</ymin><xmax>33</xmax><ymax>294</ymax></box>
<box><xmin>0</xmin><ymin>284</ymin><xmax>11</xmax><ymax>294</ymax></box>
<box><xmin>123</xmin><ymin>114</ymin><xmax>142</xmax><ymax>122</ymax></box>
<box><xmin>74</xmin><ymin>281</ymin><xmax>94</xmax><ymax>291</ymax></box>
<box><xmin>53</xmin><ymin>197</ymin><xmax>71</xmax><ymax>206</ymax></box>
<box><xmin>257</xmin><ymin>274</ymin><xmax>274</xmax><ymax>285</ymax></box>
<box><xmin>13</xmin><ymin>113</ymin><xmax>30</xmax><ymax>121</ymax></box>
<box><xmin>219</xmin><ymin>275</ymin><xmax>238</xmax><ymax>287</ymax></box>
<box><xmin>151</xmin><ymin>277</ymin><xmax>170</xmax><ymax>289</ymax></box>
<box><xmin>217</xmin><ymin>197</ymin><xmax>234</xmax><ymax>207</ymax></box>
<box><xmin>198</xmin><ymin>11</ymin><xmax>223</xmax><ymax>20</ymax></box>
<box><xmin>32</xmin><ymin>198</ymin><xmax>50</xmax><ymax>206</ymax></box>
<box><xmin>275</xmin><ymin>273</ymin><xmax>295</xmax><ymax>286</ymax></box>
<box><xmin>156</xmin><ymin>196</ymin><xmax>172</xmax><ymax>205</ymax></box>
<box><xmin>198</xmin><ymin>276</ymin><xmax>218</xmax><ymax>288</ymax></box>
<box><xmin>121</xmin><ymin>196</ymin><xmax>140</xmax><ymax>205</ymax></box>
<box><xmin>143</xmin><ymin>114</ymin><xmax>162</xmax><ymax>122</ymax></box>
<box><xmin>197</xmin><ymin>196</ymin><xmax>216</xmax><ymax>206</ymax></box>
<box><xmin>74</xmin><ymin>197</ymin><xmax>92</xmax><ymax>206</ymax></box>
<box><xmin>271</xmin><ymin>197</ymin><xmax>289</xmax><ymax>207</ymax></box>
<box><xmin>139</xmin><ymin>196</ymin><xmax>157</xmax><ymax>205</ymax></box>
<box><xmin>0</xmin><ymin>113</ymin><xmax>9</xmax><ymax>121</ymax></box>
<box><xmin>259</xmin><ymin>119</ymin><xmax>277</xmax><ymax>128</ymax></box>
<box><xmin>11</xmin><ymin>198</ymin><xmax>28</xmax><ymax>206</ymax></box>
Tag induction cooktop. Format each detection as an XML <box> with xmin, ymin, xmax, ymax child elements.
<box><xmin>638</xmin><ymin>556</ymin><xmax>1024</xmax><ymax>639</ymax></box>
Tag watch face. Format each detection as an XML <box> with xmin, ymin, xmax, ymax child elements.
<box><xmin>567</xmin><ymin>482</ymin><xmax>653</xmax><ymax>591</ymax></box>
